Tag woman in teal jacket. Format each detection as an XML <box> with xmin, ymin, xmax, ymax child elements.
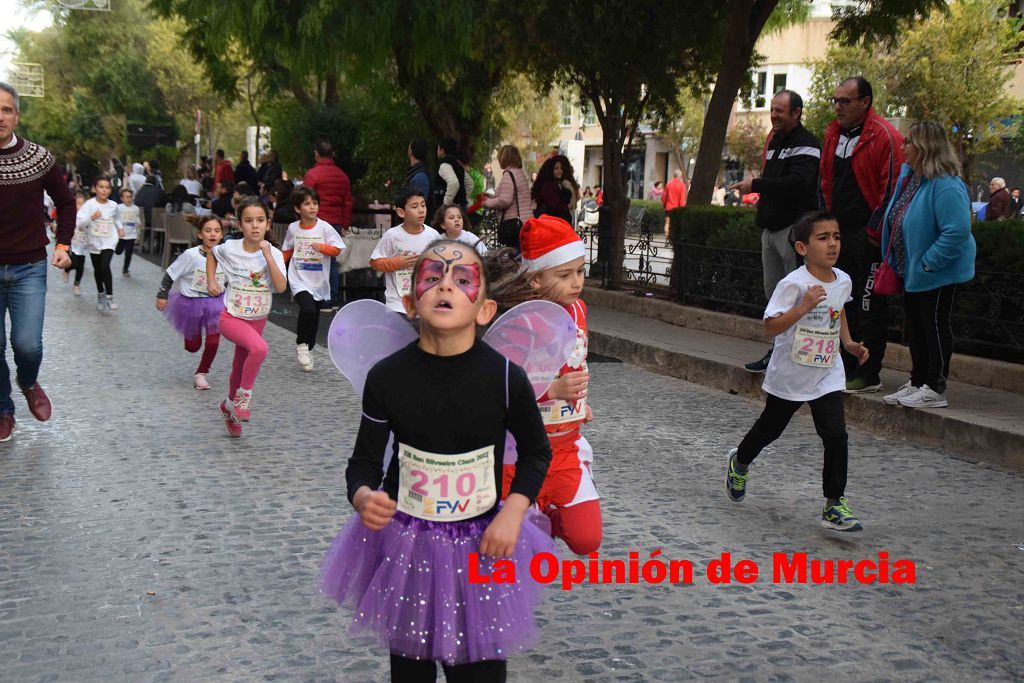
<box><xmin>880</xmin><ymin>121</ymin><xmax>976</xmax><ymax>409</ymax></box>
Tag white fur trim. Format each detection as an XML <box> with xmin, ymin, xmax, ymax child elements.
<box><xmin>522</xmin><ymin>240</ymin><xmax>586</xmax><ymax>272</ymax></box>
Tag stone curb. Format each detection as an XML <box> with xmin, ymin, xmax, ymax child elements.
<box><xmin>589</xmin><ymin>328</ymin><xmax>1024</xmax><ymax>472</ymax></box>
<box><xmin>584</xmin><ymin>284</ymin><xmax>1024</xmax><ymax>396</ymax></box>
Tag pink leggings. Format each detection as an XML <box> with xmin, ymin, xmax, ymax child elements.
<box><xmin>218</xmin><ymin>311</ymin><xmax>268</xmax><ymax>400</ymax></box>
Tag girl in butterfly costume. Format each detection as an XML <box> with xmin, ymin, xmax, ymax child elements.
<box><xmin>321</xmin><ymin>240</ymin><xmax>577</xmax><ymax>682</ymax></box>
<box><xmin>496</xmin><ymin>216</ymin><xmax>602</xmax><ymax>555</ymax></box>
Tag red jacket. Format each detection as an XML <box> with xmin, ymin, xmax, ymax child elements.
<box><xmin>663</xmin><ymin>177</ymin><xmax>688</xmax><ymax>211</ymax></box>
<box><xmin>819</xmin><ymin>109</ymin><xmax>905</xmax><ymax>241</ymax></box>
<box><xmin>214</xmin><ymin>159</ymin><xmax>234</xmax><ymax>187</ymax></box>
<box><xmin>303</xmin><ymin>157</ymin><xmax>353</xmax><ymax>227</ymax></box>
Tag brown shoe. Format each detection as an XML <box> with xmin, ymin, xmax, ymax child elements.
<box><xmin>19</xmin><ymin>382</ymin><xmax>52</xmax><ymax>422</ymax></box>
<box><xmin>0</xmin><ymin>414</ymin><xmax>14</xmax><ymax>442</ymax></box>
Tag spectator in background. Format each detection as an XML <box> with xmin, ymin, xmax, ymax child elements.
<box><xmin>725</xmin><ymin>188</ymin><xmax>742</xmax><ymax>206</ymax></box>
<box><xmin>433</xmin><ymin>137</ymin><xmax>467</xmax><ymax>214</ymax></box>
<box><xmin>179</xmin><ymin>167</ymin><xmax>203</xmax><ymax>199</ymax></box>
<box><xmin>165</xmin><ymin>184</ymin><xmax>198</xmax><ymax>215</ymax></box>
<box><xmin>271</xmin><ymin>179</ymin><xmax>296</xmax><ymax>224</ymax></box>
<box><xmin>732</xmin><ymin>89</ymin><xmax>821</xmax><ymax>374</ymax></box>
<box><xmin>1011</xmin><ymin>187</ymin><xmax>1021</xmax><ymax>215</ymax></box>
<box><xmin>213</xmin><ymin>149</ymin><xmax>234</xmax><ymax>189</ymax></box>
<box><xmin>648</xmin><ymin>180</ymin><xmax>665</xmax><ymax>201</ymax></box>
<box><xmin>127</xmin><ymin>163</ymin><xmax>146</xmax><ymax>194</ymax></box>
<box><xmin>481</xmin><ymin>144</ymin><xmax>532</xmax><ymax>250</ymax></box>
<box><xmin>211</xmin><ymin>181</ymin><xmax>235</xmax><ymax>218</ymax></box>
<box><xmin>879</xmin><ymin>121</ymin><xmax>975</xmax><ymax>409</ymax></box>
<box><xmin>662</xmin><ymin>170</ymin><xmax>688</xmax><ymax>237</ymax></box>
<box><xmin>302</xmin><ymin>139</ymin><xmax>353</xmax><ymax>307</ymax></box>
<box><xmin>985</xmin><ymin>177</ymin><xmax>1013</xmax><ymax>221</ymax></box>
<box><xmin>234</xmin><ymin>151</ymin><xmax>259</xmax><ymax>190</ymax></box>
<box><xmin>148</xmin><ymin>160</ymin><xmax>164</xmax><ymax>189</ymax></box>
<box><xmin>459</xmin><ymin>149</ymin><xmax>485</xmax><ymax>227</ymax></box>
<box><xmin>532</xmin><ymin>155</ymin><xmax>580</xmax><ymax>223</ymax></box>
<box><xmin>134</xmin><ymin>175</ymin><xmax>163</xmax><ymax>226</ymax></box>
<box><xmin>819</xmin><ymin>76</ymin><xmax>904</xmax><ymax>393</ymax></box>
<box><xmin>404</xmin><ymin>138</ymin><xmax>432</xmax><ymax>199</ymax></box>
<box><xmin>711</xmin><ymin>184</ymin><xmax>727</xmax><ymax>206</ymax></box>
<box><xmin>583</xmin><ymin>186</ymin><xmax>594</xmax><ymax>199</ymax></box>
<box><xmin>257</xmin><ymin>150</ymin><xmax>283</xmax><ymax>192</ymax></box>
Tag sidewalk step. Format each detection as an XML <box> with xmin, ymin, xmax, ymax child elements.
<box><xmin>587</xmin><ymin>305</ymin><xmax>1024</xmax><ymax>471</ymax></box>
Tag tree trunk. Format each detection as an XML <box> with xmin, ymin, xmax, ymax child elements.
<box><xmin>602</xmin><ymin>129</ymin><xmax>629</xmax><ymax>287</ymax></box>
<box><xmin>689</xmin><ymin>0</ymin><xmax>778</xmax><ymax>205</ymax></box>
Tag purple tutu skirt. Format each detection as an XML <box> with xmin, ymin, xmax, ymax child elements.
<box><xmin>164</xmin><ymin>291</ymin><xmax>224</xmax><ymax>339</ymax></box>
<box><xmin>320</xmin><ymin>508</ymin><xmax>556</xmax><ymax>665</ymax></box>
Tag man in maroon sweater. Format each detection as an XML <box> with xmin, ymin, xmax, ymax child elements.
<box><xmin>0</xmin><ymin>82</ymin><xmax>75</xmax><ymax>442</ymax></box>
<box><xmin>302</xmin><ymin>140</ymin><xmax>353</xmax><ymax>307</ymax></box>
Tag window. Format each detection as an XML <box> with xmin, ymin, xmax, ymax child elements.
<box><xmin>755</xmin><ymin>72</ymin><xmax>768</xmax><ymax>109</ymax></box>
<box><xmin>582</xmin><ymin>102</ymin><xmax>596</xmax><ymax>126</ymax></box>
<box><xmin>772</xmin><ymin>73</ymin><xmax>787</xmax><ymax>95</ymax></box>
<box><xmin>560</xmin><ymin>99</ymin><xmax>573</xmax><ymax>127</ymax></box>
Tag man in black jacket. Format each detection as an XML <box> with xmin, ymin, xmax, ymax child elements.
<box><xmin>730</xmin><ymin>90</ymin><xmax>821</xmax><ymax>372</ymax></box>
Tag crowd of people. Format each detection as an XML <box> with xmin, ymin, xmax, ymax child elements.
<box><xmin>0</xmin><ymin>70</ymin><xmax>986</xmax><ymax>682</ymax></box>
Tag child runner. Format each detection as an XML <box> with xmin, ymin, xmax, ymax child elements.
<box><xmin>369</xmin><ymin>188</ymin><xmax>440</xmax><ymax>317</ymax></box>
<box><xmin>281</xmin><ymin>186</ymin><xmax>346</xmax><ymax>372</ymax></box>
<box><xmin>433</xmin><ymin>203</ymin><xmax>487</xmax><ymax>256</ymax></box>
<box><xmin>156</xmin><ymin>216</ymin><xmax>227</xmax><ymax>391</ymax></box>
<box><xmin>65</xmin><ymin>190</ymin><xmax>88</xmax><ymax>294</ymax></box>
<box><xmin>206</xmin><ymin>196</ymin><xmax>287</xmax><ymax>437</ymax></box>
<box><xmin>115</xmin><ymin>187</ymin><xmax>142</xmax><ymax>277</ymax></box>
<box><xmin>76</xmin><ymin>176</ymin><xmax>124</xmax><ymax>311</ymax></box>
<box><xmin>321</xmin><ymin>240</ymin><xmax>554</xmax><ymax>682</ymax></box>
<box><xmin>495</xmin><ymin>216</ymin><xmax>602</xmax><ymax>555</ymax></box>
<box><xmin>725</xmin><ymin>210</ymin><xmax>869</xmax><ymax>532</ymax></box>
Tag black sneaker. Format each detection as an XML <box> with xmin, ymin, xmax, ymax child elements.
<box><xmin>744</xmin><ymin>348</ymin><xmax>772</xmax><ymax>373</ymax></box>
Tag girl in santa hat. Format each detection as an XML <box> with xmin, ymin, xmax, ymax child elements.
<box><xmin>491</xmin><ymin>215</ymin><xmax>603</xmax><ymax>555</ymax></box>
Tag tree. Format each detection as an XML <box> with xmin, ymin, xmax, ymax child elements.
<box><xmin>726</xmin><ymin>118</ymin><xmax>768</xmax><ymax>179</ymax></box>
<box><xmin>506</xmin><ymin>0</ymin><xmax>728</xmax><ymax>286</ymax></box>
<box><xmin>803</xmin><ymin>44</ymin><xmax>894</xmax><ymax>137</ymax></box>
<box><xmin>487</xmin><ymin>75</ymin><xmax>562</xmax><ymax>173</ymax></box>
<box><xmin>687</xmin><ymin>0</ymin><xmax>946</xmax><ymax>205</ymax></box>
<box><xmin>655</xmin><ymin>93</ymin><xmax>708</xmax><ymax>182</ymax></box>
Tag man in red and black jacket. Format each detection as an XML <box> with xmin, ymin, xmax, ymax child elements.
<box><xmin>819</xmin><ymin>76</ymin><xmax>904</xmax><ymax>393</ymax></box>
<box><xmin>0</xmin><ymin>81</ymin><xmax>76</xmax><ymax>441</ymax></box>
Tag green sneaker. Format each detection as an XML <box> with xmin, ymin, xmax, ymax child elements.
<box><xmin>844</xmin><ymin>377</ymin><xmax>883</xmax><ymax>393</ymax></box>
<box><xmin>821</xmin><ymin>497</ymin><xmax>863</xmax><ymax>532</ymax></box>
<box><xmin>725</xmin><ymin>448</ymin><xmax>748</xmax><ymax>502</ymax></box>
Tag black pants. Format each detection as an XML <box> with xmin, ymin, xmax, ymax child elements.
<box><xmin>903</xmin><ymin>285</ymin><xmax>956</xmax><ymax>394</ymax></box>
<box><xmin>65</xmin><ymin>253</ymin><xmax>86</xmax><ymax>285</ymax></box>
<box><xmin>836</xmin><ymin>227</ymin><xmax>887</xmax><ymax>382</ymax></box>
<box><xmin>736</xmin><ymin>391</ymin><xmax>848</xmax><ymax>500</ymax></box>
<box><xmin>115</xmin><ymin>238</ymin><xmax>135</xmax><ymax>272</ymax></box>
<box><xmin>390</xmin><ymin>653</ymin><xmax>506</xmax><ymax>683</ymax></box>
<box><xmin>90</xmin><ymin>250</ymin><xmax>114</xmax><ymax>295</ymax></box>
<box><xmin>294</xmin><ymin>291</ymin><xmax>321</xmax><ymax>349</ymax></box>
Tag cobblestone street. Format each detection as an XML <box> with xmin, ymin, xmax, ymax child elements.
<box><xmin>2</xmin><ymin>252</ymin><xmax>1022</xmax><ymax>682</ymax></box>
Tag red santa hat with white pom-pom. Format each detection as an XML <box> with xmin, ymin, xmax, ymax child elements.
<box><xmin>519</xmin><ymin>215</ymin><xmax>586</xmax><ymax>273</ymax></box>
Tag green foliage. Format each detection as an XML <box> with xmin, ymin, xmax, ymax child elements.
<box><xmin>654</xmin><ymin>92</ymin><xmax>707</xmax><ymax>181</ymax></box>
<box><xmin>971</xmin><ymin>221</ymin><xmax>1024</xmax><ymax>275</ymax></box>
<box><xmin>668</xmin><ymin>205</ymin><xmax>758</xmax><ymax>245</ymax></box>
<box><xmin>628</xmin><ymin>199</ymin><xmax>666</xmax><ymax>235</ymax></box>
<box><xmin>804</xmin><ymin>44</ymin><xmax>893</xmax><ymax>138</ymax></box>
<box><xmin>726</xmin><ymin>119</ymin><xmax>768</xmax><ymax>178</ymax></box>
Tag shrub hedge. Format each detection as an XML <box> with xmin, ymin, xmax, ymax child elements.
<box><xmin>628</xmin><ymin>199</ymin><xmax>666</xmax><ymax>235</ymax></box>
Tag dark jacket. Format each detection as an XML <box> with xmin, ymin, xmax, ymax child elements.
<box><xmin>404</xmin><ymin>161</ymin><xmax>432</xmax><ymax>200</ymax></box>
<box><xmin>751</xmin><ymin>123</ymin><xmax>820</xmax><ymax>232</ymax></box>
<box><xmin>134</xmin><ymin>182</ymin><xmax>163</xmax><ymax>225</ymax></box>
<box><xmin>986</xmin><ymin>187</ymin><xmax>1013</xmax><ymax>221</ymax></box>
<box><xmin>235</xmin><ymin>160</ymin><xmax>259</xmax><ymax>189</ymax></box>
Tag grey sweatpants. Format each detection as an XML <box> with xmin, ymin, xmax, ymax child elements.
<box><xmin>761</xmin><ymin>227</ymin><xmax>799</xmax><ymax>300</ymax></box>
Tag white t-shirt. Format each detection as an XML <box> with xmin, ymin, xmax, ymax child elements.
<box><xmin>76</xmin><ymin>198</ymin><xmax>121</xmax><ymax>254</ymax></box>
<box><xmin>282</xmin><ymin>218</ymin><xmax>347</xmax><ymax>301</ymax></box>
<box><xmin>179</xmin><ymin>178</ymin><xmax>203</xmax><ymax>197</ymax></box>
<box><xmin>166</xmin><ymin>246</ymin><xmax>226</xmax><ymax>298</ymax></box>
<box><xmin>761</xmin><ymin>266</ymin><xmax>853</xmax><ymax>402</ymax></box>
<box><xmin>370</xmin><ymin>224</ymin><xmax>442</xmax><ymax>313</ymax></box>
<box><xmin>446</xmin><ymin>229</ymin><xmax>487</xmax><ymax>256</ymax></box>
<box><xmin>116</xmin><ymin>203</ymin><xmax>143</xmax><ymax>240</ymax></box>
<box><xmin>211</xmin><ymin>239</ymin><xmax>286</xmax><ymax>320</ymax></box>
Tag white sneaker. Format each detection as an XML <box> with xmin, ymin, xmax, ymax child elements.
<box><xmin>897</xmin><ymin>384</ymin><xmax>949</xmax><ymax>408</ymax></box>
<box><xmin>97</xmin><ymin>294</ymin><xmax>106</xmax><ymax>311</ymax></box>
<box><xmin>106</xmin><ymin>297</ymin><xmax>119</xmax><ymax>310</ymax></box>
<box><xmin>883</xmin><ymin>381</ymin><xmax>918</xmax><ymax>405</ymax></box>
<box><xmin>296</xmin><ymin>344</ymin><xmax>313</xmax><ymax>372</ymax></box>
<box><xmin>72</xmin><ymin>284</ymin><xmax>81</xmax><ymax>296</ymax></box>
<box><xmin>193</xmin><ymin>373</ymin><xmax>211</xmax><ymax>390</ymax></box>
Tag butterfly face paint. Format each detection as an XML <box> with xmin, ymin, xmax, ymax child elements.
<box><xmin>414</xmin><ymin>245</ymin><xmax>483</xmax><ymax>303</ymax></box>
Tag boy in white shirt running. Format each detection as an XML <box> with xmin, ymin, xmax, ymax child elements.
<box><xmin>369</xmin><ymin>188</ymin><xmax>440</xmax><ymax>316</ymax></box>
<box><xmin>725</xmin><ymin>211</ymin><xmax>869</xmax><ymax>532</ymax></box>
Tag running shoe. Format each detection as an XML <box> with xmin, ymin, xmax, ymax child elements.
<box><xmin>743</xmin><ymin>348</ymin><xmax>773</xmax><ymax>374</ymax></box>
<box><xmin>843</xmin><ymin>377</ymin><xmax>883</xmax><ymax>393</ymax></box>
<box><xmin>0</xmin><ymin>415</ymin><xmax>14</xmax><ymax>442</ymax></box>
<box><xmin>296</xmin><ymin>344</ymin><xmax>313</xmax><ymax>372</ymax></box>
<box><xmin>725</xmin><ymin>448</ymin><xmax>748</xmax><ymax>502</ymax></box>
<box><xmin>883</xmin><ymin>381</ymin><xmax>918</xmax><ymax>405</ymax></box>
<box><xmin>897</xmin><ymin>384</ymin><xmax>948</xmax><ymax>408</ymax></box>
<box><xmin>821</xmin><ymin>497</ymin><xmax>863</xmax><ymax>532</ymax></box>
<box><xmin>72</xmin><ymin>284</ymin><xmax>81</xmax><ymax>296</ymax></box>
<box><xmin>106</xmin><ymin>297</ymin><xmax>119</xmax><ymax>311</ymax></box>
<box><xmin>97</xmin><ymin>293</ymin><xmax>106</xmax><ymax>311</ymax></box>
<box><xmin>194</xmin><ymin>373</ymin><xmax>211</xmax><ymax>391</ymax></box>
<box><xmin>233</xmin><ymin>388</ymin><xmax>253</xmax><ymax>422</ymax></box>
<box><xmin>123</xmin><ymin>271</ymin><xmax>131</xmax><ymax>278</ymax></box>
<box><xmin>219</xmin><ymin>400</ymin><xmax>242</xmax><ymax>438</ymax></box>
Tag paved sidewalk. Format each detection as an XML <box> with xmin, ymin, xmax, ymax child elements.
<box><xmin>1</xmin><ymin>253</ymin><xmax>1022</xmax><ymax>681</ymax></box>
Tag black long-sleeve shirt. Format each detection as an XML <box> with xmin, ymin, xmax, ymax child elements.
<box><xmin>346</xmin><ymin>340</ymin><xmax>552</xmax><ymax>519</ymax></box>
<box><xmin>752</xmin><ymin>123</ymin><xmax>821</xmax><ymax>233</ymax></box>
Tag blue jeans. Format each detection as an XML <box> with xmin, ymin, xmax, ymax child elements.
<box><xmin>0</xmin><ymin>259</ymin><xmax>47</xmax><ymax>415</ymax></box>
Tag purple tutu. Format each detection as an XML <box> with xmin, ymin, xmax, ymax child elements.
<box><xmin>320</xmin><ymin>508</ymin><xmax>556</xmax><ymax>665</ymax></box>
<box><xmin>164</xmin><ymin>291</ymin><xmax>224</xmax><ymax>339</ymax></box>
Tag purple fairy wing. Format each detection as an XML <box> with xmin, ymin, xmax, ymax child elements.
<box><xmin>482</xmin><ymin>300</ymin><xmax>578</xmax><ymax>467</ymax></box>
<box><xmin>482</xmin><ymin>300</ymin><xmax>577</xmax><ymax>399</ymax></box>
<box><xmin>328</xmin><ymin>299</ymin><xmax>418</xmax><ymax>398</ymax></box>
